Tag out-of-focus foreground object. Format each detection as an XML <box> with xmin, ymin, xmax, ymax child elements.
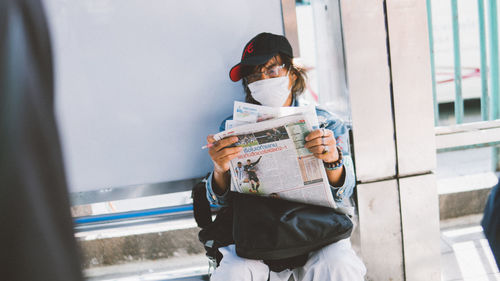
<box><xmin>482</xmin><ymin>178</ymin><xmax>500</xmax><ymax>269</ymax></box>
<box><xmin>0</xmin><ymin>0</ymin><xmax>83</xmax><ymax>280</ymax></box>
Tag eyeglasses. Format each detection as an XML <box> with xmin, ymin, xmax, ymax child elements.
<box><xmin>245</xmin><ymin>64</ymin><xmax>287</xmax><ymax>83</ymax></box>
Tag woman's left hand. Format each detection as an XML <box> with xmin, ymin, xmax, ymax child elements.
<box><xmin>304</xmin><ymin>128</ymin><xmax>339</xmax><ymax>163</ymax></box>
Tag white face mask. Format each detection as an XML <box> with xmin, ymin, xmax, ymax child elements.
<box><xmin>248</xmin><ymin>76</ymin><xmax>291</xmax><ymax>107</ymax></box>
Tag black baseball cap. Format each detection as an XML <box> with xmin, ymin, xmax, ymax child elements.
<box><xmin>229</xmin><ymin>32</ymin><xmax>293</xmax><ymax>82</ymax></box>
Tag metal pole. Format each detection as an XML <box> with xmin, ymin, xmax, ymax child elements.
<box><xmin>478</xmin><ymin>0</ymin><xmax>489</xmax><ymax>121</ymax></box>
<box><xmin>488</xmin><ymin>0</ymin><xmax>500</xmax><ymax>170</ymax></box>
<box><xmin>451</xmin><ymin>0</ymin><xmax>464</xmax><ymax>124</ymax></box>
<box><xmin>489</xmin><ymin>0</ymin><xmax>500</xmax><ymax>120</ymax></box>
<box><xmin>427</xmin><ymin>0</ymin><xmax>439</xmax><ymax>126</ymax></box>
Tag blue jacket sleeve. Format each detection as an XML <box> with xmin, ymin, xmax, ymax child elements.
<box><xmin>205</xmin><ymin>115</ymin><xmax>233</xmax><ymax>207</ymax></box>
<box><xmin>316</xmin><ymin>108</ymin><xmax>357</xmax><ymax>204</ymax></box>
<box><xmin>205</xmin><ymin>171</ymin><xmax>231</xmax><ymax>206</ymax></box>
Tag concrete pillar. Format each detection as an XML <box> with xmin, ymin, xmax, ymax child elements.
<box><xmin>340</xmin><ymin>0</ymin><xmax>441</xmax><ymax>280</ymax></box>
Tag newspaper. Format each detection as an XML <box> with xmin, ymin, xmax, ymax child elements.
<box><xmin>232</xmin><ymin>101</ymin><xmax>319</xmax><ymax>128</ymax></box>
<box><xmin>214</xmin><ymin>104</ymin><xmax>337</xmax><ymax>208</ymax></box>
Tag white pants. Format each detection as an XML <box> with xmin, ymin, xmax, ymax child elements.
<box><xmin>210</xmin><ymin>239</ymin><xmax>366</xmax><ymax>281</ymax></box>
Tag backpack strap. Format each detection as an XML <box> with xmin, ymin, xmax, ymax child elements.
<box><xmin>192</xmin><ymin>177</ymin><xmax>212</xmax><ymax>229</ymax></box>
<box><xmin>192</xmin><ymin>176</ymin><xmax>235</xmax><ymax>267</ymax></box>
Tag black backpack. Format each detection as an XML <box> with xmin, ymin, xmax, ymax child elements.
<box><xmin>191</xmin><ymin>179</ymin><xmax>234</xmax><ymax>266</ymax></box>
<box><xmin>191</xmin><ymin>179</ymin><xmax>352</xmax><ymax>272</ymax></box>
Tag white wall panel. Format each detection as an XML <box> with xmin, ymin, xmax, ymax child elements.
<box><xmin>43</xmin><ymin>0</ymin><xmax>285</xmax><ymax>192</ymax></box>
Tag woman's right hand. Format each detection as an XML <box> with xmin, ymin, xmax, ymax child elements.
<box><xmin>207</xmin><ymin>135</ymin><xmax>242</xmax><ymax>194</ymax></box>
<box><xmin>207</xmin><ymin>135</ymin><xmax>242</xmax><ymax>174</ymax></box>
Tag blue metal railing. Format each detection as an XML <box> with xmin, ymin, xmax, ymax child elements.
<box><xmin>427</xmin><ymin>0</ymin><xmax>500</xmax><ymax>170</ymax></box>
<box><xmin>451</xmin><ymin>0</ymin><xmax>464</xmax><ymax>124</ymax></box>
<box><xmin>427</xmin><ymin>0</ymin><xmax>439</xmax><ymax>126</ymax></box>
<box><xmin>427</xmin><ymin>0</ymin><xmax>499</xmax><ymax>125</ymax></box>
<box><xmin>489</xmin><ymin>0</ymin><xmax>500</xmax><ymax>121</ymax></box>
<box><xmin>74</xmin><ymin>204</ymin><xmax>194</xmax><ymax>225</ymax></box>
<box><xmin>478</xmin><ymin>0</ymin><xmax>489</xmax><ymax>121</ymax></box>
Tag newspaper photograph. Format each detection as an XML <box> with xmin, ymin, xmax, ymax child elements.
<box><xmin>214</xmin><ymin>113</ymin><xmax>337</xmax><ymax>208</ymax></box>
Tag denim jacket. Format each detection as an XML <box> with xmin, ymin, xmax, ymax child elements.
<box><xmin>206</xmin><ymin>104</ymin><xmax>356</xmax><ymax>210</ymax></box>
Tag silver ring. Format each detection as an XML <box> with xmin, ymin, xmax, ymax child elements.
<box><xmin>322</xmin><ymin>145</ymin><xmax>329</xmax><ymax>154</ymax></box>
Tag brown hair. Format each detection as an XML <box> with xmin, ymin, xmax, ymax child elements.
<box><xmin>241</xmin><ymin>53</ymin><xmax>307</xmax><ymax>105</ymax></box>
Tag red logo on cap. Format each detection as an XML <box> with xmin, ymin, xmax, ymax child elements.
<box><xmin>242</xmin><ymin>42</ymin><xmax>254</xmax><ymax>59</ymax></box>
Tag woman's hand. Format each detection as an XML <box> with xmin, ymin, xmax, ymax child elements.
<box><xmin>207</xmin><ymin>135</ymin><xmax>242</xmax><ymax>173</ymax></box>
<box><xmin>305</xmin><ymin>128</ymin><xmax>345</xmax><ymax>186</ymax></box>
<box><xmin>304</xmin><ymin>128</ymin><xmax>339</xmax><ymax>163</ymax></box>
<box><xmin>207</xmin><ymin>135</ymin><xmax>242</xmax><ymax>194</ymax></box>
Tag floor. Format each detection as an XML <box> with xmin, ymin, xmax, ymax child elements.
<box><xmin>84</xmin><ymin>214</ymin><xmax>499</xmax><ymax>281</ymax></box>
<box><xmin>440</xmin><ymin>215</ymin><xmax>499</xmax><ymax>281</ymax></box>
